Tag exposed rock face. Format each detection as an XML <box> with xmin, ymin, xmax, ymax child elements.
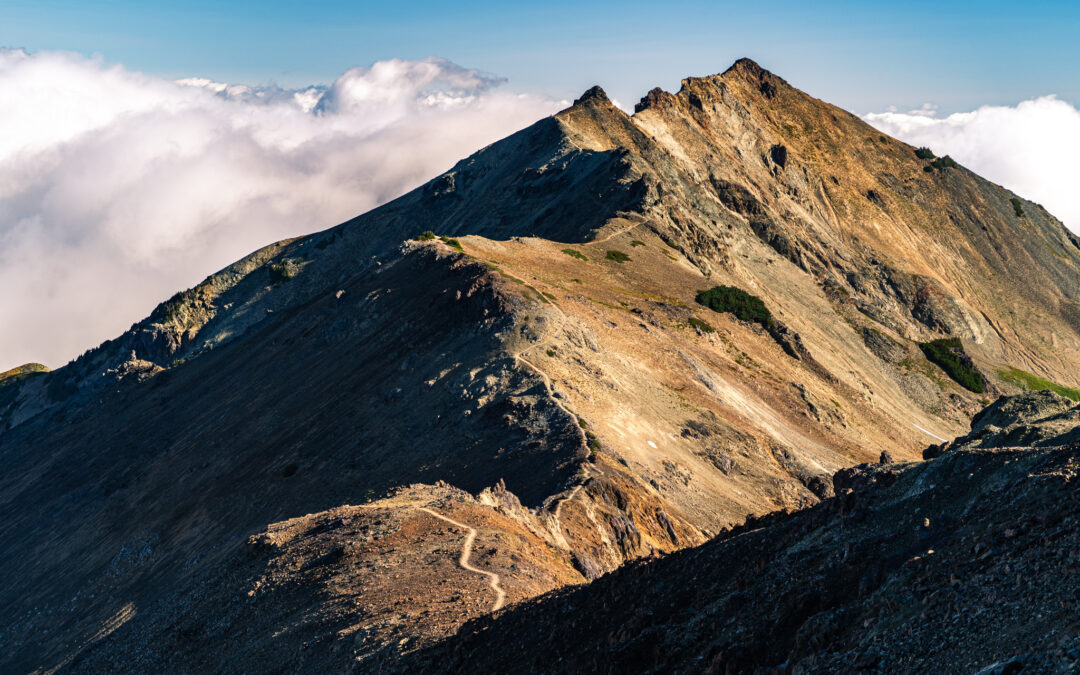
<box><xmin>957</xmin><ymin>389</ymin><xmax>1080</xmax><ymax>448</ymax></box>
<box><xmin>4</xmin><ymin>59</ymin><xmax>1080</xmax><ymax>672</ymax></box>
<box><xmin>403</xmin><ymin>393</ymin><xmax>1080</xmax><ymax>673</ymax></box>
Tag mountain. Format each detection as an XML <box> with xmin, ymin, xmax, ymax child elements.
<box><xmin>402</xmin><ymin>390</ymin><xmax>1080</xmax><ymax>673</ymax></box>
<box><xmin>3</xmin><ymin>59</ymin><xmax>1080</xmax><ymax>672</ymax></box>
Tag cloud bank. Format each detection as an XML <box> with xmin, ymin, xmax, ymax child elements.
<box><xmin>0</xmin><ymin>51</ymin><xmax>563</xmax><ymax>371</ymax></box>
<box><xmin>865</xmin><ymin>96</ymin><xmax>1080</xmax><ymax>234</ymax></box>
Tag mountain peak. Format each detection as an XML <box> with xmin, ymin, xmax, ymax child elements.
<box><xmin>572</xmin><ymin>85</ymin><xmax>612</xmax><ymax>107</ymax></box>
<box><xmin>634</xmin><ymin>86</ymin><xmax>678</xmax><ymax>113</ymax></box>
<box><xmin>723</xmin><ymin>56</ymin><xmax>769</xmax><ymax>78</ymax></box>
<box><xmin>634</xmin><ymin>58</ymin><xmax>787</xmax><ymax>114</ymax></box>
<box><xmin>720</xmin><ymin>57</ymin><xmax>789</xmax><ymax>99</ymax></box>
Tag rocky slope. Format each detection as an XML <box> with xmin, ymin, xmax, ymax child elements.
<box><xmin>3</xmin><ymin>59</ymin><xmax>1080</xmax><ymax>672</ymax></box>
<box><xmin>403</xmin><ymin>391</ymin><xmax>1080</xmax><ymax>674</ymax></box>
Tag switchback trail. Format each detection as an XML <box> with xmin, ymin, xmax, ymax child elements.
<box><xmin>553</xmin><ymin>484</ymin><xmax>584</xmax><ymax>520</ymax></box>
<box><xmin>418</xmin><ymin>507</ymin><xmax>507</xmax><ymax>612</ymax></box>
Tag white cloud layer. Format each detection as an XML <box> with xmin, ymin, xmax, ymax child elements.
<box><xmin>865</xmin><ymin>96</ymin><xmax>1080</xmax><ymax>234</ymax></box>
<box><xmin>0</xmin><ymin>51</ymin><xmax>563</xmax><ymax>371</ymax></box>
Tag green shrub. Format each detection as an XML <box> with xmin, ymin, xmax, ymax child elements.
<box><xmin>918</xmin><ymin>338</ymin><xmax>984</xmax><ymax>393</ymax></box>
<box><xmin>269</xmin><ymin>259</ymin><xmax>297</xmax><ymax>285</ymax></box>
<box><xmin>695</xmin><ymin>285</ymin><xmax>775</xmax><ymax>330</ymax></box>
<box><xmin>562</xmin><ymin>248</ymin><xmax>588</xmax><ymax>261</ymax></box>
<box><xmin>546</xmin><ymin>348</ymin><xmax>556</xmax><ymax>357</ymax></box>
<box><xmin>1010</xmin><ymin>197</ymin><xmax>1024</xmax><ymax>218</ymax></box>
<box><xmin>416</xmin><ymin>230</ymin><xmax>436</xmax><ymax>241</ymax></box>
<box><xmin>999</xmin><ymin>367</ymin><xmax>1080</xmax><ymax>401</ymax></box>
<box><xmin>439</xmin><ymin>236</ymin><xmax>463</xmax><ymax>250</ymax></box>
<box><xmin>630</xmin><ymin>240</ymin><xmax>646</xmax><ymax>247</ymax></box>
<box><xmin>151</xmin><ymin>288</ymin><xmax>194</xmax><ymax>324</ymax></box>
<box><xmin>688</xmin><ymin>317</ymin><xmax>716</xmax><ymax>333</ymax></box>
<box><xmin>605</xmin><ymin>250</ymin><xmax>630</xmax><ymax>263</ymax></box>
<box><xmin>915</xmin><ymin>147</ymin><xmax>936</xmax><ymax>159</ymax></box>
<box><xmin>925</xmin><ymin>155</ymin><xmax>958</xmax><ymax>172</ymax></box>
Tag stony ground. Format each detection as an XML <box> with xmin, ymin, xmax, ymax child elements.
<box><xmin>52</xmin><ymin>484</ymin><xmax>586</xmax><ymax>673</ymax></box>
<box><xmin>403</xmin><ymin>392</ymin><xmax>1080</xmax><ymax>674</ymax></box>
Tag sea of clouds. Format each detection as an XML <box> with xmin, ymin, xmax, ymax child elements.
<box><xmin>0</xmin><ymin>50</ymin><xmax>563</xmax><ymax>371</ymax></box>
<box><xmin>864</xmin><ymin>96</ymin><xmax>1080</xmax><ymax>233</ymax></box>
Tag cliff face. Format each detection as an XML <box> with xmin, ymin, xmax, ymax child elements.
<box><xmin>4</xmin><ymin>60</ymin><xmax>1080</xmax><ymax>672</ymax></box>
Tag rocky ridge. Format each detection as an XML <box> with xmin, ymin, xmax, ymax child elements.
<box><xmin>3</xmin><ymin>59</ymin><xmax>1080</xmax><ymax>671</ymax></box>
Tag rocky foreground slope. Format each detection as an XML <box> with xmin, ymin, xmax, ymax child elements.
<box><xmin>403</xmin><ymin>391</ymin><xmax>1080</xmax><ymax>673</ymax></box>
<box><xmin>3</xmin><ymin>59</ymin><xmax>1080</xmax><ymax>671</ymax></box>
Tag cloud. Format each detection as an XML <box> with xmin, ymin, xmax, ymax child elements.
<box><xmin>0</xmin><ymin>51</ymin><xmax>563</xmax><ymax>371</ymax></box>
<box><xmin>864</xmin><ymin>96</ymin><xmax>1080</xmax><ymax>234</ymax></box>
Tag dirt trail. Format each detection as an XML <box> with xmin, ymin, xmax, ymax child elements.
<box><xmin>418</xmin><ymin>507</ymin><xmax>507</xmax><ymax>612</ymax></box>
<box><xmin>593</xmin><ymin>220</ymin><xmax>643</xmax><ymax>244</ymax></box>
<box><xmin>553</xmin><ymin>485</ymin><xmax>584</xmax><ymax>520</ymax></box>
<box><xmin>516</xmin><ymin>353</ymin><xmax>579</xmax><ymax>425</ymax></box>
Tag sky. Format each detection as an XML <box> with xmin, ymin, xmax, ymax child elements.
<box><xmin>1</xmin><ymin>1</ymin><xmax>1079</xmax><ymax>371</ymax></box>
<box><xmin>3</xmin><ymin>1</ymin><xmax>1079</xmax><ymax>113</ymax></box>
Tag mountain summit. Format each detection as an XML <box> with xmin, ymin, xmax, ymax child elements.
<box><xmin>4</xmin><ymin>60</ymin><xmax>1080</xmax><ymax>671</ymax></box>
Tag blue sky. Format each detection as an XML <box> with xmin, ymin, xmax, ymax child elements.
<box><xmin>2</xmin><ymin>0</ymin><xmax>1078</xmax><ymax>114</ymax></box>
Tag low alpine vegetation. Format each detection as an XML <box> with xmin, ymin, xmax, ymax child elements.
<box><xmin>688</xmin><ymin>317</ymin><xmax>716</xmax><ymax>333</ymax></box>
<box><xmin>915</xmin><ymin>147</ymin><xmax>936</xmax><ymax>159</ymax></box>
<box><xmin>925</xmin><ymin>155</ymin><xmax>958</xmax><ymax>172</ymax></box>
<box><xmin>999</xmin><ymin>367</ymin><xmax>1080</xmax><ymax>401</ymax></box>
<box><xmin>562</xmin><ymin>248</ymin><xmax>588</xmax><ymax>261</ymax></box>
<box><xmin>150</xmin><ymin>288</ymin><xmax>194</xmax><ymax>324</ymax></box>
<box><xmin>605</xmin><ymin>250</ymin><xmax>630</xmax><ymax>263</ymax></box>
<box><xmin>1010</xmin><ymin>197</ymin><xmax>1025</xmax><ymax>218</ymax></box>
<box><xmin>919</xmin><ymin>337</ymin><xmax>984</xmax><ymax>393</ymax></box>
<box><xmin>439</xmin><ymin>235</ymin><xmax>463</xmax><ymax>250</ymax></box>
<box><xmin>269</xmin><ymin>259</ymin><xmax>297</xmax><ymax>285</ymax></box>
<box><xmin>585</xmin><ymin>430</ymin><xmax>602</xmax><ymax>460</ymax></box>
<box><xmin>695</xmin><ymin>285</ymin><xmax>775</xmax><ymax>330</ymax></box>
<box><xmin>416</xmin><ymin>230</ymin><xmax>436</xmax><ymax>241</ymax></box>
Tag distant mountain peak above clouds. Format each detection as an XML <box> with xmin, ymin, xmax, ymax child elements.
<box><xmin>175</xmin><ymin>76</ymin><xmax>325</xmax><ymax>111</ymax></box>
